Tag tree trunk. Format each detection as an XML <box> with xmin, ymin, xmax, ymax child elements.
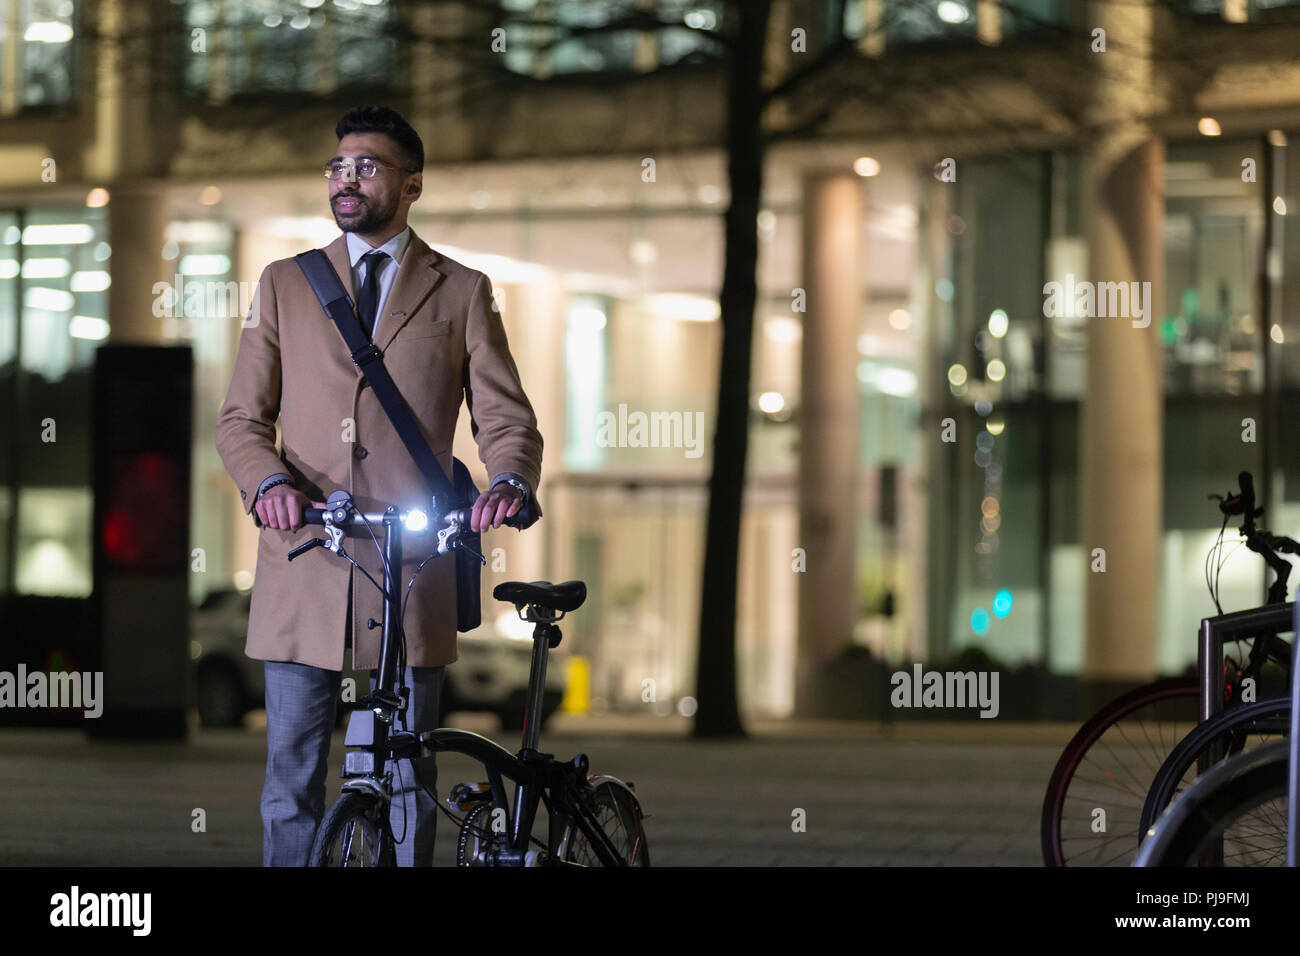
<box><xmin>692</xmin><ymin>0</ymin><xmax>771</xmax><ymax>739</ymax></box>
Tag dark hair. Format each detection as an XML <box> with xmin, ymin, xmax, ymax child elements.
<box><xmin>335</xmin><ymin>105</ymin><xmax>424</xmax><ymax>172</ymax></box>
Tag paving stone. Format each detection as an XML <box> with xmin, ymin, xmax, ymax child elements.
<box><xmin>0</xmin><ymin>717</ymin><xmax>1066</xmax><ymax>866</ymax></box>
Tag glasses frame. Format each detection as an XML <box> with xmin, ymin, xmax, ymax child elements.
<box><xmin>322</xmin><ymin>157</ymin><xmax>420</xmax><ymax>182</ymax></box>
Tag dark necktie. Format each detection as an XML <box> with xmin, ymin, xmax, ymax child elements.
<box><xmin>356</xmin><ymin>250</ymin><xmax>388</xmax><ymax>340</ymax></box>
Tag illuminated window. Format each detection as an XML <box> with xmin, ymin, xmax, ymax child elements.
<box><xmin>500</xmin><ymin>0</ymin><xmax>725</xmax><ymax>77</ymax></box>
<box><xmin>15</xmin><ymin>487</ymin><xmax>91</xmax><ymax>596</ymax></box>
<box><xmin>842</xmin><ymin>0</ymin><xmax>1067</xmax><ymax>47</ymax></box>
<box><xmin>0</xmin><ymin>206</ymin><xmax>104</xmax><ymax>597</ymax></box>
<box><xmin>0</xmin><ymin>0</ymin><xmax>77</xmax><ymax>113</ymax></box>
<box><xmin>179</xmin><ymin>0</ymin><xmax>396</xmax><ymax>99</ymax></box>
<box><xmin>564</xmin><ymin>294</ymin><xmax>608</xmax><ymax>470</ymax></box>
<box><xmin>16</xmin><ymin>207</ymin><xmax>107</xmax><ymax>383</ymax></box>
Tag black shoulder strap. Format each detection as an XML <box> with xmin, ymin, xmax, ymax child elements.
<box><xmin>294</xmin><ymin>248</ymin><xmax>457</xmax><ymax>506</ymax></box>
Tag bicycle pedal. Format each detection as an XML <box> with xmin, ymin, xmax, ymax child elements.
<box><xmin>448</xmin><ymin>781</ymin><xmax>492</xmax><ymax>811</ymax></box>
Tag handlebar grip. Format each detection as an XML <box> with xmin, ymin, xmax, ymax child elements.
<box><xmin>444</xmin><ymin>506</ymin><xmax>529</xmax><ymax>530</ymax></box>
<box><xmin>1239</xmin><ymin>471</ymin><xmax>1255</xmax><ymax>502</ymax></box>
<box><xmin>303</xmin><ymin>507</ymin><xmax>325</xmax><ymax>526</ymax></box>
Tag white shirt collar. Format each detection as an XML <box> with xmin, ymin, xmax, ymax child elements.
<box><xmin>345</xmin><ymin>225</ymin><xmax>411</xmax><ymax>267</ymax></box>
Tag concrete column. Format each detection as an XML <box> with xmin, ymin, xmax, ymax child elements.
<box><xmin>86</xmin><ymin>0</ymin><xmax>168</xmax><ymax>345</ymax></box>
<box><xmin>794</xmin><ymin>171</ymin><xmax>863</xmax><ymax>716</ymax></box>
<box><xmin>860</xmin><ymin>0</ymin><xmax>885</xmax><ymax>58</ymax></box>
<box><xmin>977</xmin><ymin>0</ymin><xmax>1003</xmax><ymax>45</ymax></box>
<box><xmin>106</xmin><ymin>187</ymin><xmax>168</xmax><ymax>344</ymax></box>
<box><xmin>1079</xmin><ymin>1</ymin><xmax>1166</xmax><ymax>690</ymax></box>
<box><xmin>409</xmin><ymin>1</ymin><xmax>474</xmax><ymax>161</ymax></box>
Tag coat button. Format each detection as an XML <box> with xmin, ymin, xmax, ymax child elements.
<box><xmin>240</xmin><ymin>490</ymin><xmax>247</xmax><ymax>500</ymax></box>
<box><xmin>354</xmin><ymin>445</ymin><xmax>368</xmax><ymax>459</ymax></box>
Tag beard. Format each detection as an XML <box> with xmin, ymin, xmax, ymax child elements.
<box><xmin>331</xmin><ymin>190</ymin><xmax>400</xmax><ymax>234</ymax></box>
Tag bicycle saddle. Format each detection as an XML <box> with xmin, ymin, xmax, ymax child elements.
<box><xmin>493</xmin><ymin>580</ymin><xmax>586</xmax><ymax>613</ymax></box>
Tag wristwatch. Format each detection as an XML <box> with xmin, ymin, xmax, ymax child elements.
<box><xmin>494</xmin><ymin>475</ymin><xmax>530</xmax><ymax>504</ymax></box>
<box><xmin>258</xmin><ymin>475</ymin><xmax>294</xmax><ymax>498</ymax></box>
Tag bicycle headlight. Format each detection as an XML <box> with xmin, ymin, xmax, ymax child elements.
<box><xmin>403</xmin><ymin>509</ymin><xmax>429</xmax><ymax>533</ymax></box>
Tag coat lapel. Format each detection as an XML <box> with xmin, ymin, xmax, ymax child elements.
<box><xmin>316</xmin><ymin>228</ymin><xmax>445</xmax><ymax>356</ymax></box>
<box><xmin>376</xmin><ymin>228</ymin><xmax>445</xmax><ymax>351</ymax></box>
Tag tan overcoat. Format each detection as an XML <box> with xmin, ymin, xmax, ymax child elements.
<box><xmin>215</xmin><ymin>228</ymin><xmax>543</xmax><ymax>671</ymax></box>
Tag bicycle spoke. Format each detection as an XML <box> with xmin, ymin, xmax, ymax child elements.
<box><xmin>339</xmin><ymin>821</ymin><xmax>357</xmax><ymax>866</ymax></box>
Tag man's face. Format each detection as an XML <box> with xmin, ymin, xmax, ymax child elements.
<box><xmin>328</xmin><ymin>132</ymin><xmax>421</xmax><ymax>235</ymax></box>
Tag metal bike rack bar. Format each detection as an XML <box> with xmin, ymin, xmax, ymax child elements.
<box><xmin>1197</xmin><ymin>601</ymin><xmax>1294</xmax><ymax>866</ymax></box>
<box><xmin>1289</xmin><ymin>600</ymin><xmax>1299</xmax><ymax>866</ymax></box>
<box><xmin>1198</xmin><ymin>603</ymin><xmax>1295</xmax><ymax>724</ymax></box>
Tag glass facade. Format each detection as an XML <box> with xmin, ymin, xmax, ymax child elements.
<box><xmin>0</xmin><ymin>205</ymin><xmax>106</xmax><ymax>597</ymax></box>
<box><xmin>3</xmin><ymin>0</ymin><xmax>1299</xmax><ymax>718</ymax></box>
<box><xmin>1</xmin><ymin>135</ymin><xmax>1287</xmax><ymax>705</ymax></box>
<box><xmin>178</xmin><ymin>0</ymin><xmax>396</xmax><ymax>100</ymax></box>
<box><xmin>155</xmin><ymin>220</ymin><xmax>241</xmax><ymax>605</ymax></box>
<box><xmin>923</xmin><ymin>134</ymin><xmax>1295</xmax><ymax>680</ymax></box>
<box><xmin>0</xmin><ymin>0</ymin><xmax>78</xmax><ymax>113</ymax></box>
<box><xmin>500</xmin><ymin>0</ymin><xmax>725</xmax><ymax>76</ymax></box>
<box><xmin>842</xmin><ymin>0</ymin><xmax>1069</xmax><ymax>46</ymax></box>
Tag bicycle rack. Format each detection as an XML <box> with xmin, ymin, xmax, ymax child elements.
<box><xmin>1192</xmin><ymin>600</ymin><xmax>1298</xmax><ymax>867</ymax></box>
<box><xmin>1289</xmin><ymin>600</ymin><xmax>1300</xmax><ymax>866</ymax></box>
<box><xmin>1197</xmin><ymin>602</ymin><xmax>1294</xmax><ymax>724</ymax></box>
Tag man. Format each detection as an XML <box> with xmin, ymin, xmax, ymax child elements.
<box><xmin>215</xmin><ymin>105</ymin><xmax>544</xmax><ymax>866</ymax></box>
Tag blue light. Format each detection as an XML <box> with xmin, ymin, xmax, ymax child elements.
<box><xmin>971</xmin><ymin>607</ymin><xmax>991</xmax><ymax>635</ymax></box>
<box><xmin>993</xmin><ymin>589</ymin><xmax>1013</xmax><ymax>618</ymax></box>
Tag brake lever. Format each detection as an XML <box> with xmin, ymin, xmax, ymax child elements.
<box><xmin>321</xmin><ymin>511</ymin><xmax>347</xmax><ymax>558</ymax></box>
<box><xmin>436</xmin><ymin>514</ymin><xmax>487</xmax><ymax>565</ymax></box>
<box><xmin>287</xmin><ymin>538</ymin><xmax>326</xmax><ymax>561</ymax></box>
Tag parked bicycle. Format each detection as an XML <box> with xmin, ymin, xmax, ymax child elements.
<box><xmin>1041</xmin><ymin>472</ymin><xmax>1294</xmax><ymax>866</ymax></box>
<box><xmin>293</xmin><ymin>491</ymin><xmax>649</xmax><ymax>867</ymax></box>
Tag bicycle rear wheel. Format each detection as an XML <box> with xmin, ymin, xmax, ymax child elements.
<box><xmin>561</xmin><ymin>781</ymin><xmax>649</xmax><ymax>866</ymax></box>
<box><xmin>1042</xmin><ymin>678</ymin><xmax>1200</xmax><ymax>866</ymax></box>
<box><xmin>1135</xmin><ymin>741</ymin><xmax>1290</xmax><ymax>867</ymax></box>
<box><xmin>1138</xmin><ymin>696</ymin><xmax>1291</xmax><ymax>840</ymax></box>
<box><xmin>310</xmin><ymin>790</ymin><xmax>396</xmax><ymax>867</ymax></box>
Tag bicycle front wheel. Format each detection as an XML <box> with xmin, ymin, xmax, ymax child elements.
<box><xmin>1139</xmin><ymin>696</ymin><xmax>1291</xmax><ymax>841</ymax></box>
<box><xmin>561</xmin><ymin>781</ymin><xmax>649</xmax><ymax>866</ymax></box>
<box><xmin>310</xmin><ymin>790</ymin><xmax>395</xmax><ymax>867</ymax></box>
<box><xmin>1135</xmin><ymin>740</ymin><xmax>1290</xmax><ymax>867</ymax></box>
<box><xmin>1042</xmin><ymin>678</ymin><xmax>1200</xmax><ymax>867</ymax></box>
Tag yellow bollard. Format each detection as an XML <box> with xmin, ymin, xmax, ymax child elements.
<box><xmin>561</xmin><ymin>655</ymin><xmax>590</xmax><ymax>715</ymax></box>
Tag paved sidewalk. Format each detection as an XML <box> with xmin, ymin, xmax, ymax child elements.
<box><xmin>0</xmin><ymin>714</ymin><xmax>1076</xmax><ymax>866</ymax></box>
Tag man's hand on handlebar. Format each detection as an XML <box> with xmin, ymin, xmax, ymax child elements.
<box><xmin>470</xmin><ymin>483</ymin><xmax>523</xmax><ymax>533</ymax></box>
<box><xmin>256</xmin><ymin>485</ymin><xmax>327</xmax><ymax>531</ymax></box>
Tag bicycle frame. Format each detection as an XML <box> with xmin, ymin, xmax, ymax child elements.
<box><xmin>306</xmin><ymin>498</ymin><xmax>637</xmax><ymax>866</ymax></box>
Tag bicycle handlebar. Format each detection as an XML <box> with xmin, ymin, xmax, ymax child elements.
<box><xmin>1239</xmin><ymin>470</ymin><xmax>1255</xmax><ymax>503</ymax></box>
<box><xmin>300</xmin><ymin>503</ymin><xmax>524</xmax><ymax>531</ymax></box>
<box><xmin>1218</xmin><ymin>471</ymin><xmax>1261</xmax><ymax>524</ymax></box>
<box><xmin>286</xmin><ymin>491</ymin><xmax>527</xmax><ymax>565</ymax></box>
<box><xmin>1213</xmin><ymin>471</ymin><xmax>1299</xmax><ymax>604</ymax></box>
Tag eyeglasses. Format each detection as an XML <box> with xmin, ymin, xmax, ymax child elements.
<box><xmin>322</xmin><ymin>158</ymin><xmax>417</xmax><ymax>181</ymax></box>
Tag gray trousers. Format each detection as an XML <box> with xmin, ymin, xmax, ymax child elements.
<box><xmin>261</xmin><ymin>583</ymin><xmax>445</xmax><ymax>866</ymax></box>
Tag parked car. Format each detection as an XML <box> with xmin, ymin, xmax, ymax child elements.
<box><xmin>190</xmin><ymin>589</ymin><xmax>565</xmax><ymax>730</ymax></box>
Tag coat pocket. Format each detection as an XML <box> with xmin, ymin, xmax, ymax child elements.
<box><xmin>404</xmin><ymin>317</ymin><xmax>452</xmax><ymax>340</ymax></box>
